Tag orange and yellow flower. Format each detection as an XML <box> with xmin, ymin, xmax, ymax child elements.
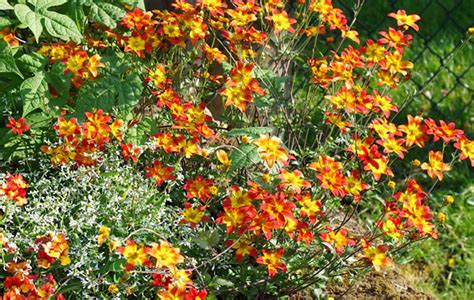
<box><xmin>0</xmin><ymin>173</ymin><xmax>28</xmax><ymax>206</ymax></box>
<box><xmin>254</xmin><ymin>135</ymin><xmax>289</xmax><ymax>168</ymax></box>
<box><xmin>256</xmin><ymin>248</ymin><xmax>286</xmax><ymax>277</ymax></box>
<box><xmin>421</xmin><ymin>151</ymin><xmax>451</xmax><ymax>181</ymax></box>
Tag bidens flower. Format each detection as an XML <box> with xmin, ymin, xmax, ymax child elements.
<box><xmin>0</xmin><ymin>173</ymin><xmax>28</xmax><ymax>206</ymax></box>
<box><xmin>6</xmin><ymin>117</ymin><xmax>30</xmax><ymax>135</ymax></box>
<box><xmin>254</xmin><ymin>135</ymin><xmax>289</xmax><ymax>168</ymax></box>
<box><xmin>421</xmin><ymin>151</ymin><xmax>451</xmax><ymax>181</ymax></box>
<box><xmin>256</xmin><ymin>248</ymin><xmax>286</xmax><ymax>277</ymax></box>
<box><xmin>361</xmin><ymin>240</ymin><xmax>391</xmax><ymax>271</ymax></box>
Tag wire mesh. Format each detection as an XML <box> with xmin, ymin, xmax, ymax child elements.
<box><xmin>335</xmin><ymin>0</ymin><xmax>474</xmax><ymax>134</ymax></box>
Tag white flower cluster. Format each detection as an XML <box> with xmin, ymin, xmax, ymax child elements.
<box><xmin>0</xmin><ymin>153</ymin><xmax>193</xmax><ymax>296</ymax></box>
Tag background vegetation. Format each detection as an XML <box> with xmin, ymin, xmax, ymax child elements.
<box><xmin>335</xmin><ymin>0</ymin><xmax>473</xmax><ymax>298</ymax></box>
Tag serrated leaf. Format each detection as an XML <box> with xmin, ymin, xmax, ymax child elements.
<box><xmin>226</xmin><ymin>127</ymin><xmax>273</xmax><ymax>137</ymax></box>
<box><xmin>90</xmin><ymin>2</ymin><xmax>124</xmax><ymax>28</ymax></box>
<box><xmin>42</xmin><ymin>10</ymin><xmax>82</xmax><ymax>42</ymax></box>
<box><xmin>0</xmin><ymin>0</ymin><xmax>12</xmax><ymax>10</ymax></box>
<box><xmin>116</xmin><ymin>72</ymin><xmax>143</xmax><ymax>113</ymax></box>
<box><xmin>20</xmin><ymin>72</ymin><xmax>49</xmax><ymax>116</ymax></box>
<box><xmin>14</xmin><ymin>4</ymin><xmax>43</xmax><ymax>42</ymax></box>
<box><xmin>18</xmin><ymin>52</ymin><xmax>47</xmax><ymax>73</ymax></box>
<box><xmin>0</xmin><ymin>41</ymin><xmax>23</xmax><ymax>78</ymax></box>
<box><xmin>25</xmin><ymin>111</ymin><xmax>53</xmax><ymax>129</ymax></box>
<box><xmin>75</xmin><ymin>78</ymin><xmax>116</xmax><ymax>117</ymax></box>
<box><xmin>229</xmin><ymin>144</ymin><xmax>260</xmax><ymax>172</ymax></box>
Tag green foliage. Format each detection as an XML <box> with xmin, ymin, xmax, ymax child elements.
<box><xmin>13</xmin><ymin>0</ymin><xmax>82</xmax><ymax>42</ymax></box>
<box><xmin>229</xmin><ymin>144</ymin><xmax>260</xmax><ymax>172</ymax></box>
<box><xmin>0</xmin><ymin>40</ymin><xmax>22</xmax><ymax>78</ymax></box>
<box><xmin>20</xmin><ymin>72</ymin><xmax>49</xmax><ymax>116</ymax></box>
<box><xmin>88</xmin><ymin>2</ymin><xmax>125</xmax><ymax>28</ymax></box>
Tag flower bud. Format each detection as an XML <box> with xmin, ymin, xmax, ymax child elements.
<box><xmin>444</xmin><ymin>195</ymin><xmax>454</xmax><ymax>205</ymax></box>
<box><xmin>448</xmin><ymin>258</ymin><xmax>456</xmax><ymax>267</ymax></box>
<box><xmin>468</xmin><ymin>27</ymin><xmax>474</xmax><ymax>37</ymax></box>
<box><xmin>411</xmin><ymin>159</ymin><xmax>421</xmax><ymax>168</ymax></box>
<box><xmin>437</xmin><ymin>212</ymin><xmax>446</xmax><ymax>223</ymax></box>
<box><xmin>108</xmin><ymin>284</ymin><xmax>119</xmax><ymax>294</ymax></box>
<box><xmin>261</xmin><ymin>173</ymin><xmax>271</xmax><ymax>183</ymax></box>
<box><xmin>209</xmin><ymin>186</ymin><xmax>218</xmax><ymax>195</ymax></box>
<box><xmin>241</xmin><ymin>135</ymin><xmax>251</xmax><ymax>144</ymax></box>
<box><xmin>387</xmin><ymin>181</ymin><xmax>396</xmax><ymax>189</ymax></box>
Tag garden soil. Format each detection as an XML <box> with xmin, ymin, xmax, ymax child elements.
<box><xmin>324</xmin><ymin>267</ymin><xmax>436</xmax><ymax>299</ymax></box>
<box><xmin>288</xmin><ymin>211</ymin><xmax>436</xmax><ymax>299</ymax></box>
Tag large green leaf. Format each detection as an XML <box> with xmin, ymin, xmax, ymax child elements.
<box><xmin>126</xmin><ymin>117</ymin><xmax>153</xmax><ymax>145</ymax></box>
<box><xmin>75</xmin><ymin>71</ymin><xmax>142</xmax><ymax>119</ymax></box>
<box><xmin>29</xmin><ymin>0</ymin><xmax>67</xmax><ymax>11</ymax></box>
<box><xmin>14</xmin><ymin>4</ymin><xmax>43</xmax><ymax>42</ymax></box>
<box><xmin>116</xmin><ymin>72</ymin><xmax>143</xmax><ymax>112</ymax></box>
<box><xmin>18</xmin><ymin>53</ymin><xmax>47</xmax><ymax>74</ymax></box>
<box><xmin>0</xmin><ymin>41</ymin><xmax>23</xmax><ymax>78</ymax></box>
<box><xmin>0</xmin><ymin>0</ymin><xmax>12</xmax><ymax>10</ymax></box>
<box><xmin>20</xmin><ymin>72</ymin><xmax>49</xmax><ymax>116</ymax></box>
<box><xmin>14</xmin><ymin>0</ymin><xmax>81</xmax><ymax>42</ymax></box>
<box><xmin>25</xmin><ymin>111</ymin><xmax>54</xmax><ymax>129</ymax></box>
<box><xmin>42</xmin><ymin>10</ymin><xmax>82</xmax><ymax>42</ymax></box>
<box><xmin>75</xmin><ymin>77</ymin><xmax>116</xmax><ymax>116</ymax></box>
<box><xmin>229</xmin><ymin>144</ymin><xmax>260</xmax><ymax>172</ymax></box>
<box><xmin>89</xmin><ymin>2</ymin><xmax>125</xmax><ymax>28</ymax></box>
<box><xmin>44</xmin><ymin>61</ymin><xmax>71</xmax><ymax>99</ymax></box>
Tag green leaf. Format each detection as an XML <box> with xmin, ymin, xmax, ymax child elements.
<box><xmin>0</xmin><ymin>0</ymin><xmax>12</xmax><ymax>10</ymax></box>
<box><xmin>42</xmin><ymin>10</ymin><xmax>82</xmax><ymax>42</ymax></box>
<box><xmin>25</xmin><ymin>111</ymin><xmax>53</xmax><ymax>129</ymax></box>
<box><xmin>0</xmin><ymin>16</ymin><xmax>16</xmax><ymax>29</ymax></box>
<box><xmin>194</xmin><ymin>230</ymin><xmax>220</xmax><ymax>250</ymax></box>
<box><xmin>229</xmin><ymin>144</ymin><xmax>260</xmax><ymax>172</ymax></box>
<box><xmin>120</xmin><ymin>0</ymin><xmax>145</xmax><ymax>10</ymax></box>
<box><xmin>55</xmin><ymin>279</ymin><xmax>83</xmax><ymax>294</ymax></box>
<box><xmin>17</xmin><ymin>53</ymin><xmax>47</xmax><ymax>73</ymax></box>
<box><xmin>14</xmin><ymin>4</ymin><xmax>43</xmax><ymax>42</ymax></box>
<box><xmin>209</xmin><ymin>277</ymin><xmax>234</xmax><ymax>288</ymax></box>
<box><xmin>76</xmin><ymin>70</ymin><xmax>142</xmax><ymax>120</ymax></box>
<box><xmin>0</xmin><ymin>41</ymin><xmax>23</xmax><ymax>78</ymax></box>
<box><xmin>29</xmin><ymin>0</ymin><xmax>67</xmax><ymax>11</ymax></box>
<box><xmin>126</xmin><ymin>117</ymin><xmax>152</xmax><ymax>145</ymax></box>
<box><xmin>0</xmin><ymin>128</ymin><xmax>13</xmax><ymax>146</ymax></box>
<box><xmin>75</xmin><ymin>78</ymin><xmax>116</xmax><ymax>117</ymax></box>
<box><xmin>20</xmin><ymin>72</ymin><xmax>49</xmax><ymax>116</ymax></box>
<box><xmin>116</xmin><ymin>72</ymin><xmax>143</xmax><ymax>114</ymax></box>
<box><xmin>45</xmin><ymin>61</ymin><xmax>71</xmax><ymax>99</ymax></box>
<box><xmin>226</xmin><ymin>127</ymin><xmax>273</xmax><ymax>138</ymax></box>
<box><xmin>110</xmin><ymin>259</ymin><xmax>126</xmax><ymax>272</ymax></box>
<box><xmin>89</xmin><ymin>2</ymin><xmax>124</xmax><ymax>28</ymax></box>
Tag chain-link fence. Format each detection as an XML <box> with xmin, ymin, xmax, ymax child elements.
<box><xmin>335</xmin><ymin>0</ymin><xmax>474</xmax><ymax>134</ymax></box>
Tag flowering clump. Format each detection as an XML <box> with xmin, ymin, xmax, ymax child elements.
<box><xmin>0</xmin><ymin>0</ymin><xmax>472</xmax><ymax>298</ymax></box>
<box><xmin>0</xmin><ymin>173</ymin><xmax>28</xmax><ymax>206</ymax></box>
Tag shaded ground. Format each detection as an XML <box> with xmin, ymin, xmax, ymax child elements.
<box><xmin>326</xmin><ymin>268</ymin><xmax>436</xmax><ymax>300</ymax></box>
